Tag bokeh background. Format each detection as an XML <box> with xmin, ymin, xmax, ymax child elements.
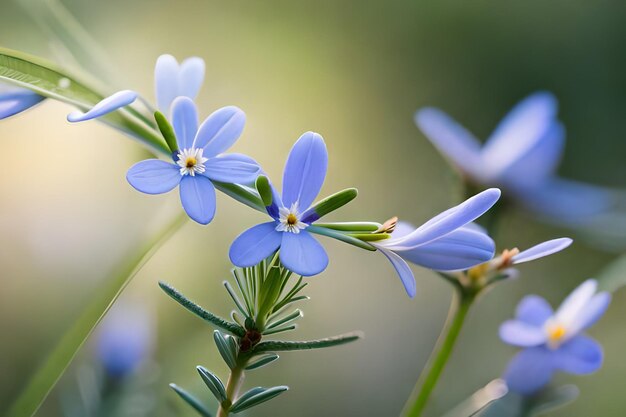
<box><xmin>1</xmin><ymin>0</ymin><xmax>626</xmax><ymax>416</ymax></box>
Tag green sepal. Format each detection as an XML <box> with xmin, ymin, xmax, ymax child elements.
<box><xmin>213</xmin><ymin>182</ymin><xmax>265</xmax><ymax>212</ymax></box>
<box><xmin>213</xmin><ymin>330</ymin><xmax>238</xmax><ymax>369</ymax></box>
<box><xmin>245</xmin><ymin>354</ymin><xmax>279</xmax><ymax>371</ymax></box>
<box><xmin>154</xmin><ymin>111</ymin><xmax>178</xmax><ymax>152</ymax></box>
<box><xmin>314</xmin><ymin>222</ymin><xmax>382</xmax><ymax>232</ymax></box>
<box><xmin>230</xmin><ymin>386</ymin><xmax>289</xmax><ymax>413</ymax></box>
<box><xmin>308</xmin><ymin>188</ymin><xmax>357</xmax><ymax>219</ymax></box>
<box><xmin>196</xmin><ymin>366</ymin><xmax>227</xmax><ymax>403</ymax></box>
<box><xmin>252</xmin><ymin>331</ymin><xmax>362</xmax><ymax>353</ymax></box>
<box><xmin>159</xmin><ymin>282</ymin><xmax>245</xmax><ymax>337</ymax></box>
<box><xmin>308</xmin><ymin>225</ymin><xmax>376</xmax><ymax>251</ymax></box>
<box><xmin>169</xmin><ymin>383</ymin><xmax>213</xmax><ymax>417</ymax></box>
<box><xmin>255</xmin><ymin>175</ymin><xmax>273</xmax><ymax>207</ymax></box>
<box><xmin>256</xmin><ymin>266</ymin><xmax>284</xmax><ymax>329</ymax></box>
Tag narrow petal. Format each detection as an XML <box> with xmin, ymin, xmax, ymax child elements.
<box><xmin>512</xmin><ymin>238</ymin><xmax>573</xmax><ymax>264</ymax></box>
<box><xmin>171</xmin><ymin>97</ymin><xmax>198</xmax><ymax>150</ymax></box>
<box><xmin>515</xmin><ymin>295</ymin><xmax>553</xmax><ymax>326</ymax></box>
<box><xmin>385</xmin><ymin>188</ymin><xmax>501</xmax><ymax>250</ymax></box>
<box><xmin>203</xmin><ymin>153</ymin><xmax>260</xmax><ymax>184</ymax></box>
<box><xmin>155</xmin><ymin>54</ymin><xmax>179</xmax><ymax>112</ymax></box>
<box><xmin>126</xmin><ymin>159</ymin><xmax>181</xmax><ymax>194</ymax></box>
<box><xmin>375</xmin><ymin>246</ymin><xmax>416</xmax><ymax>298</ymax></box>
<box><xmin>229</xmin><ymin>222</ymin><xmax>282</xmax><ymax>267</ymax></box>
<box><xmin>555</xmin><ymin>336</ymin><xmax>603</xmax><ymax>374</ymax></box>
<box><xmin>504</xmin><ymin>347</ymin><xmax>555</xmax><ymax>395</ymax></box>
<box><xmin>67</xmin><ymin>90</ymin><xmax>137</xmax><ymax>122</ymax></box>
<box><xmin>499</xmin><ymin>320</ymin><xmax>547</xmax><ymax>347</ymax></box>
<box><xmin>414</xmin><ymin>108</ymin><xmax>483</xmax><ymax>178</ymax></box>
<box><xmin>280</xmin><ymin>231</ymin><xmax>329</xmax><ymax>277</ymax></box>
<box><xmin>482</xmin><ymin>92</ymin><xmax>558</xmax><ymax>178</ymax></box>
<box><xmin>179</xmin><ymin>175</ymin><xmax>216</xmax><ymax>225</ymax></box>
<box><xmin>178</xmin><ymin>57</ymin><xmax>205</xmax><ymax>99</ymax></box>
<box><xmin>555</xmin><ymin>279</ymin><xmax>598</xmax><ymax>327</ymax></box>
<box><xmin>569</xmin><ymin>292</ymin><xmax>611</xmax><ymax>334</ymax></box>
<box><xmin>0</xmin><ymin>88</ymin><xmax>45</xmax><ymax>119</ymax></box>
<box><xmin>282</xmin><ymin>132</ymin><xmax>328</xmax><ymax>210</ymax></box>
<box><xmin>194</xmin><ymin>106</ymin><xmax>246</xmax><ymax>156</ymax></box>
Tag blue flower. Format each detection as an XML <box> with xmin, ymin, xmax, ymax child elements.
<box><xmin>229</xmin><ymin>132</ymin><xmax>331</xmax><ymax>277</ymax></box>
<box><xmin>415</xmin><ymin>92</ymin><xmax>616</xmax><ymax>227</ymax></box>
<box><xmin>0</xmin><ymin>83</ymin><xmax>45</xmax><ymax>119</ymax></box>
<box><xmin>371</xmin><ymin>189</ymin><xmax>501</xmax><ymax>297</ymax></box>
<box><xmin>126</xmin><ymin>97</ymin><xmax>260</xmax><ymax>224</ymax></box>
<box><xmin>67</xmin><ymin>54</ymin><xmax>205</xmax><ymax>122</ymax></box>
<box><xmin>500</xmin><ymin>279</ymin><xmax>611</xmax><ymax>395</ymax></box>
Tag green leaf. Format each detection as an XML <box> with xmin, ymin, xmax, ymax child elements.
<box><xmin>212</xmin><ymin>181</ymin><xmax>265</xmax><ymax>212</ymax></box>
<box><xmin>7</xmin><ymin>213</ymin><xmax>187</xmax><ymax>417</ymax></box>
<box><xmin>267</xmin><ymin>309</ymin><xmax>303</xmax><ymax>330</ymax></box>
<box><xmin>262</xmin><ymin>324</ymin><xmax>297</xmax><ymax>336</ymax></box>
<box><xmin>159</xmin><ymin>282</ymin><xmax>245</xmax><ymax>337</ymax></box>
<box><xmin>440</xmin><ymin>379</ymin><xmax>508</xmax><ymax>417</ymax></box>
<box><xmin>213</xmin><ymin>331</ymin><xmax>238</xmax><ymax>369</ymax></box>
<box><xmin>245</xmin><ymin>354</ymin><xmax>279</xmax><ymax>371</ymax></box>
<box><xmin>169</xmin><ymin>383</ymin><xmax>213</xmax><ymax>417</ymax></box>
<box><xmin>308</xmin><ymin>188</ymin><xmax>358</xmax><ymax>219</ymax></box>
<box><xmin>597</xmin><ymin>254</ymin><xmax>626</xmax><ymax>293</ymax></box>
<box><xmin>255</xmin><ymin>175</ymin><xmax>273</xmax><ymax>207</ymax></box>
<box><xmin>252</xmin><ymin>331</ymin><xmax>363</xmax><ymax>353</ymax></box>
<box><xmin>0</xmin><ymin>46</ymin><xmax>169</xmax><ymax>155</ymax></box>
<box><xmin>223</xmin><ymin>281</ymin><xmax>248</xmax><ymax>317</ymax></box>
<box><xmin>230</xmin><ymin>386</ymin><xmax>289</xmax><ymax>413</ymax></box>
<box><xmin>314</xmin><ymin>221</ymin><xmax>382</xmax><ymax>232</ymax></box>
<box><xmin>154</xmin><ymin>111</ymin><xmax>178</xmax><ymax>153</ymax></box>
<box><xmin>307</xmin><ymin>225</ymin><xmax>376</xmax><ymax>251</ymax></box>
<box><xmin>196</xmin><ymin>366</ymin><xmax>227</xmax><ymax>403</ymax></box>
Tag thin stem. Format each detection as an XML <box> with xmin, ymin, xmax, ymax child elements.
<box><xmin>401</xmin><ymin>290</ymin><xmax>474</xmax><ymax>417</ymax></box>
<box><xmin>216</xmin><ymin>365</ymin><xmax>245</xmax><ymax>417</ymax></box>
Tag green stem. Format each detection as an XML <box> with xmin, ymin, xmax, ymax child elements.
<box><xmin>401</xmin><ymin>290</ymin><xmax>474</xmax><ymax>417</ymax></box>
<box><xmin>217</xmin><ymin>365</ymin><xmax>246</xmax><ymax>417</ymax></box>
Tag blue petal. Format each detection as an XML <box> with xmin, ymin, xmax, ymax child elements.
<box><xmin>555</xmin><ymin>335</ymin><xmax>603</xmax><ymax>374</ymax></box>
<box><xmin>280</xmin><ymin>231</ymin><xmax>328</xmax><ymax>277</ymax></box>
<box><xmin>171</xmin><ymin>97</ymin><xmax>198</xmax><ymax>150</ymax></box>
<box><xmin>203</xmin><ymin>153</ymin><xmax>260</xmax><ymax>184</ymax></box>
<box><xmin>126</xmin><ymin>159</ymin><xmax>181</xmax><ymax>194</ymax></box>
<box><xmin>282</xmin><ymin>132</ymin><xmax>328</xmax><ymax>210</ymax></box>
<box><xmin>0</xmin><ymin>87</ymin><xmax>45</xmax><ymax>119</ymax></box>
<box><xmin>504</xmin><ymin>347</ymin><xmax>555</xmax><ymax>395</ymax></box>
<box><xmin>414</xmin><ymin>108</ymin><xmax>482</xmax><ymax>178</ymax></box>
<box><xmin>67</xmin><ymin>90</ymin><xmax>137</xmax><ymax>122</ymax></box>
<box><xmin>395</xmin><ymin>227</ymin><xmax>495</xmax><ymax>271</ymax></box>
<box><xmin>179</xmin><ymin>57</ymin><xmax>205</xmax><ymax>99</ymax></box>
<box><xmin>499</xmin><ymin>320</ymin><xmax>547</xmax><ymax>347</ymax></box>
<box><xmin>229</xmin><ymin>222</ymin><xmax>282</xmax><ymax>267</ymax></box>
<box><xmin>512</xmin><ymin>238</ymin><xmax>573</xmax><ymax>264</ymax></box>
<box><xmin>482</xmin><ymin>92</ymin><xmax>558</xmax><ymax>178</ymax></box>
<box><xmin>194</xmin><ymin>106</ymin><xmax>246</xmax><ymax>156</ymax></box>
<box><xmin>179</xmin><ymin>175</ymin><xmax>216</xmax><ymax>225</ymax></box>
<box><xmin>155</xmin><ymin>54</ymin><xmax>179</xmax><ymax>112</ymax></box>
<box><xmin>515</xmin><ymin>295</ymin><xmax>553</xmax><ymax>326</ymax></box>
<box><xmin>572</xmin><ymin>292</ymin><xmax>611</xmax><ymax>334</ymax></box>
<box><xmin>376</xmin><ymin>247</ymin><xmax>416</xmax><ymax>298</ymax></box>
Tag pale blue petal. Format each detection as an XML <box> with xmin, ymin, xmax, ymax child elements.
<box><xmin>376</xmin><ymin>246</ymin><xmax>416</xmax><ymax>298</ymax></box>
<box><xmin>280</xmin><ymin>231</ymin><xmax>329</xmax><ymax>277</ymax></box>
<box><xmin>229</xmin><ymin>222</ymin><xmax>282</xmax><ymax>267</ymax></box>
<box><xmin>572</xmin><ymin>292</ymin><xmax>611</xmax><ymax>334</ymax></box>
<box><xmin>504</xmin><ymin>347</ymin><xmax>555</xmax><ymax>395</ymax></box>
<box><xmin>555</xmin><ymin>335</ymin><xmax>603</xmax><ymax>374</ymax></box>
<box><xmin>172</xmin><ymin>97</ymin><xmax>198</xmax><ymax>150</ymax></box>
<box><xmin>179</xmin><ymin>57</ymin><xmax>205</xmax><ymax>99</ymax></box>
<box><xmin>515</xmin><ymin>295</ymin><xmax>553</xmax><ymax>326</ymax></box>
<box><xmin>203</xmin><ymin>153</ymin><xmax>260</xmax><ymax>183</ymax></box>
<box><xmin>0</xmin><ymin>88</ymin><xmax>45</xmax><ymax>119</ymax></box>
<box><xmin>482</xmin><ymin>92</ymin><xmax>558</xmax><ymax>178</ymax></box>
<box><xmin>179</xmin><ymin>175</ymin><xmax>216</xmax><ymax>225</ymax></box>
<box><xmin>282</xmin><ymin>132</ymin><xmax>328</xmax><ymax>210</ymax></box>
<box><xmin>194</xmin><ymin>106</ymin><xmax>246</xmax><ymax>156</ymax></box>
<box><xmin>499</xmin><ymin>320</ymin><xmax>547</xmax><ymax>347</ymax></box>
<box><xmin>395</xmin><ymin>227</ymin><xmax>494</xmax><ymax>271</ymax></box>
<box><xmin>512</xmin><ymin>238</ymin><xmax>573</xmax><ymax>264</ymax></box>
<box><xmin>414</xmin><ymin>108</ymin><xmax>482</xmax><ymax>178</ymax></box>
<box><xmin>155</xmin><ymin>54</ymin><xmax>179</xmax><ymax>112</ymax></box>
<box><xmin>126</xmin><ymin>159</ymin><xmax>181</xmax><ymax>194</ymax></box>
<box><xmin>67</xmin><ymin>90</ymin><xmax>137</xmax><ymax>122</ymax></box>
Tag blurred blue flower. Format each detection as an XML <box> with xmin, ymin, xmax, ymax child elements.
<box><xmin>67</xmin><ymin>54</ymin><xmax>205</xmax><ymax>122</ymax></box>
<box><xmin>372</xmin><ymin>188</ymin><xmax>501</xmax><ymax>297</ymax></box>
<box><xmin>500</xmin><ymin>279</ymin><xmax>610</xmax><ymax>394</ymax></box>
<box><xmin>0</xmin><ymin>83</ymin><xmax>45</xmax><ymax>119</ymax></box>
<box><xmin>229</xmin><ymin>132</ymin><xmax>331</xmax><ymax>277</ymax></box>
<box><xmin>415</xmin><ymin>92</ymin><xmax>617</xmax><ymax>228</ymax></box>
<box><xmin>126</xmin><ymin>97</ymin><xmax>260</xmax><ymax>224</ymax></box>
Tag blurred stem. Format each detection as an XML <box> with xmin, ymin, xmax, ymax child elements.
<box><xmin>217</xmin><ymin>365</ymin><xmax>246</xmax><ymax>417</ymax></box>
<box><xmin>401</xmin><ymin>289</ymin><xmax>475</xmax><ymax>417</ymax></box>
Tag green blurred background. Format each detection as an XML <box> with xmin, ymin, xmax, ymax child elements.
<box><xmin>1</xmin><ymin>0</ymin><xmax>626</xmax><ymax>416</ymax></box>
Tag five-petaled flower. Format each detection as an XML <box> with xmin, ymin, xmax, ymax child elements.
<box><xmin>500</xmin><ymin>279</ymin><xmax>611</xmax><ymax>394</ymax></box>
<box><xmin>229</xmin><ymin>132</ymin><xmax>332</xmax><ymax>277</ymax></box>
<box><xmin>126</xmin><ymin>97</ymin><xmax>260</xmax><ymax>224</ymax></box>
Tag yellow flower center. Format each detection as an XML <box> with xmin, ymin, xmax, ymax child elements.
<box><xmin>185</xmin><ymin>156</ymin><xmax>197</xmax><ymax>168</ymax></box>
<box><xmin>287</xmin><ymin>213</ymin><xmax>298</xmax><ymax>225</ymax></box>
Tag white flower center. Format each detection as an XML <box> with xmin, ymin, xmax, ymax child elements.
<box><xmin>177</xmin><ymin>148</ymin><xmax>208</xmax><ymax>176</ymax></box>
<box><xmin>276</xmin><ymin>203</ymin><xmax>309</xmax><ymax>234</ymax></box>
<box><xmin>544</xmin><ymin>319</ymin><xmax>568</xmax><ymax>349</ymax></box>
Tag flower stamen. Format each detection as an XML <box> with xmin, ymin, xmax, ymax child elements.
<box><xmin>276</xmin><ymin>203</ymin><xmax>309</xmax><ymax>234</ymax></box>
<box><xmin>177</xmin><ymin>148</ymin><xmax>208</xmax><ymax>176</ymax></box>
